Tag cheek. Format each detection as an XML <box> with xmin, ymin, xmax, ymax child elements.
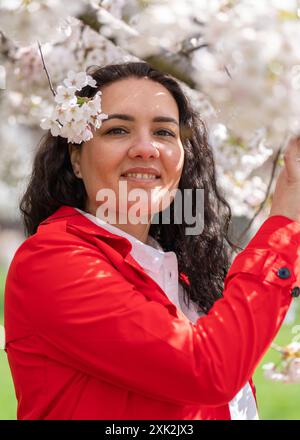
<box><xmin>81</xmin><ymin>142</ymin><xmax>121</xmax><ymax>182</ymax></box>
<box><xmin>163</xmin><ymin>143</ymin><xmax>185</xmax><ymax>181</ymax></box>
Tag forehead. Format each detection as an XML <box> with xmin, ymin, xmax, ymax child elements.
<box><xmin>100</xmin><ymin>77</ymin><xmax>179</xmax><ymax>118</ymax></box>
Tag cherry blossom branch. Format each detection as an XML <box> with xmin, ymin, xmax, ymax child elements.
<box><xmin>271</xmin><ymin>342</ymin><xmax>285</xmax><ymax>353</ymax></box>
<box><xmin>37</xmin><ymin>41</ymin><xmax>56</xmax><ymax>97</ymax></box>
<box><xmin>236</xmin><ymin>143</ymin><xmax>284</xmax><ymax>245</ymax></box>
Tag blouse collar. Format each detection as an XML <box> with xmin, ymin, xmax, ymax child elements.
<box><xmin>74</xmin><ymin>208</ymin><xmax>176</xmax><ymax>275</ymax></box>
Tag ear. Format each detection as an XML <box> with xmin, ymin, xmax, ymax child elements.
<box><xmin>68</xmin><ymin>144</ymin><xmax>83</xmax><ymax>179</ymax></box>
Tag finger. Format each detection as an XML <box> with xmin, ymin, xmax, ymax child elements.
<box><xmin>283</xmin><ymin>136</ymin><xmax>300</xmax><ymax>182</ymax></box>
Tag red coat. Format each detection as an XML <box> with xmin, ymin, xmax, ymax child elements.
<box><xmin>4</xmin><ymin>205</ymin><xmax>300</xmax><ymax>419</ymax></box>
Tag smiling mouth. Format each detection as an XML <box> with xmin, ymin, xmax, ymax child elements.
<box><xmin>120</xmin><ymin>172</ymin><xmax>161</xmax><ymax>180</ymax></box>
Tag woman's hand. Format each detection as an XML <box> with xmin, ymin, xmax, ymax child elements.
<box><xmin>269</xmin><ymin>136</ymin><xmax>300</xmax><ymax>223</ymax></box>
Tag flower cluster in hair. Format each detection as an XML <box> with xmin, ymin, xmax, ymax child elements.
<box><xmin>40</xmin><ymin>70</ymin><xmax>108</xmax><ymax>143</ymax></box>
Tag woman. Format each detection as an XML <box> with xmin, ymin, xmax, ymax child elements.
<box><xmin>4</xmin><ymin>62</ymin><xmax>300</xmax><ymax>420</ymax></box>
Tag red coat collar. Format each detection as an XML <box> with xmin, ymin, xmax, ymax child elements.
<box><xmin>38</xmin><ymin>205</ymin><xmax>181</xmax><ymax>317</ymax></box>
<box><xmin>38</xmin><ymin>205</ymin><xmax>133</xmax><ymax>257</ymax></box>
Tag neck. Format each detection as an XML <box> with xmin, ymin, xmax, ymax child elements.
<box><xmin>113</xmin><ymin>221</ymin><xmax>151</xmax><ymax>244</ymax></box>
<box><xmin>85</xmin><ymin>203</ymin><xmax>152</xmax><ymax>244</ymax></box>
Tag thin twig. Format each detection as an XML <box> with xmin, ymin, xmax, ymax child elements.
<box><xmin>180</xmin><ymin>43</ymin><xmax>209</xmax><ymax>56</ymax></box>
<box><xmin>224</xmin><ymin>65</ymin><xmax>232</xmax><ymax>79</ymax></box>
<box><xmin>271</xmin><ymin>342</ymin><xmax>284</xmax><ymax>353</ymax></box>
<box><xmin>236</xmin><ymin>143</ymin><xmax>284</xmax><ymax>245</ymax></box>
<box><xmin>37</xmin><ymin>41</ymin><xmax>56</xmax><ymax>97</ymax></box>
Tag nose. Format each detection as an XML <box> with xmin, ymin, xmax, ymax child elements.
<box><xmin>128</xmin><ymin>136</ymin><xmax>160</xmax><ymax>160</ymax></box>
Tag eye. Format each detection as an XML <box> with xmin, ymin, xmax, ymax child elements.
<box><xmin>155</xmin><ymin>129</ymin><xmax>176</xmax><ymax>137</ymax></box>
<box><xmin>105</xmin><ymin>127</ymin><xmax>128</xmax><ymax>135</ymax></box>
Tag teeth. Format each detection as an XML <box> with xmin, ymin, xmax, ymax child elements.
<box><xmin>123</xmin><ymin>173</ymin><xmax>158</xmax><ymax>179</ymax></box>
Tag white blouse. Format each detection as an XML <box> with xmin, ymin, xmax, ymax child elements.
<box><xmin>75</xmin><ymin>207</ymin><xmax>259</xmax><ymax>420</ymax></box>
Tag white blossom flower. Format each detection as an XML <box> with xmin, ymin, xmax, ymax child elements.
<box><xmin>64</xmin><ymin>105</ymin><xmax>84</xmax><ymax>123</ymax></box>
<box><xmin>52</xmin><ymin>106</ymin><xmax>67</xmax><ymax>124</ymax></box>
<box><xmin>40</xmin><ymin>117</ymin><xmax>62</xmax><ymax>137</ymax></box>
<box><xmin>191</xmin><ymin>0</ymin><xmax>300</xmax><ymax>144</ymax></box>
<box><xmin>80</xmin><ymin>127</ymin><xmax>94</xmax><ymax>142</ymax></box>
<box><xmin>63</xmin><ymin>71</ymin><xmax>97</xmax><ymax>90</ymax></box>
<box><xmin>89</xmin><ymin>112</ymin><xmax>108</xmax><ymax>129</ymax></box>
<box><xmin>262</xmin><ymin>362</ymin><xmax>287</xmax><ymax>381</ymax></box>
<box><xmin>85</xmin><ymin>91</ymin><xmax>102</xmax><ymax>114</ymax></box>
<box><xmin>71</xmin><ymin>119</ymin><xmax>89</xmax><ymax>135</ymax></box>
<box><xmin>54</xmin><ymin>85</ymin><xmax>77</xmax><ymax>106</ymax></box>
<box><xmin>39</xmin><ymin>68</ymin><xmax>107</xmax><ymax>143</ymax></box>
<box><xmin>287</xmin><ymin>359</ymin><xmax>300</xmax><ymax>382</ymax></box>
<box><xmin>286</xmin><ymin>342</ymin><xmax>300</xmax><ymax>353</ymax></box>
<box><xmin>87</xmin><ymin>75</ymin><xmax>97</xmax><ymax>88</ymax></box>
<box><xmin>60</xmin><ymin>120</ymin><xmax>82</xmax><ymax>139</ymax></box>
<box><xmin>263</xmin><ymin>340</ymin><xmax>300</xmax><ymax>383</ymax></box>
<box><xmin>262</xmin><ymin>362</ymin><xmax>276</xmax><ymax>378</ymax></box>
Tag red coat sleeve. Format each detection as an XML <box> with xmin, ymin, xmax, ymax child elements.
<box><xmin>5</xmin><ymin>215</ymin><xmax>300</xmax><ymax>407</ymax></box>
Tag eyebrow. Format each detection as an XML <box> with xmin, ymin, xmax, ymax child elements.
<box><xmin>104</xmin><ymin>113</ymin><xmax>179</xmax><ymax>126</ymax></box>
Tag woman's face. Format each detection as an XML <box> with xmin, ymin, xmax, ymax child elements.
<box><xmin>70</xmin><ymin>77</ymin><xmax>185</xmax><ymax>222</ymax></box>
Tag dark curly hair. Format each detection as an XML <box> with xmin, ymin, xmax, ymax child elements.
<box><xmin>20</xmin><ymin>61</ymin><xmax>238</xmax><ymax>314</ymax></box>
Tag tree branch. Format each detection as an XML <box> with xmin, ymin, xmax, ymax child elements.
<box><xmin>236</xmin><ymin>143</ymin><xmax>284</xmax><ymax>245</ymax></box>
<box><xmin>37</xmin><ymin>41</ymin><xmax>56</xmax><ymax>97</ymax></box>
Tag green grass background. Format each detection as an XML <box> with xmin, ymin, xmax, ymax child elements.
<box><xmin>0</xmin><ymin>267</ymin><xmax>299</xmax><ymax>420</ymax></box>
